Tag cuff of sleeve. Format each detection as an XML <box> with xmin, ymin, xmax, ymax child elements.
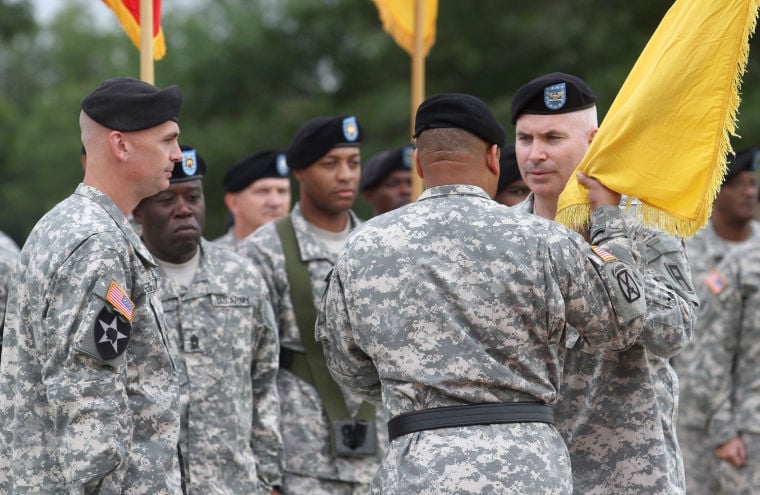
<box><xmin>709</xmin><ymin>422</ymin><xmax>739</xmax><ymax>448</ymax></box>
<box><xmin>589</xmin><ymin>205</ymin><xmax>627</xmax><ymax>243</ymax></box>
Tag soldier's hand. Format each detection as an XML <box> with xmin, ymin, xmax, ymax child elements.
<box><xmin>576</xmin><ymin>172</ymin><xmax>621</xmax><ymax>211</ymax></box>
<box><xmin>715</xmin><ymin>437</ymin><xmax>747</xmax><ymax>467</ymax></box>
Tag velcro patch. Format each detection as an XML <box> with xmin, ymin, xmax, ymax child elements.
<box><xmin>704</xmin><ymin>269</ymin><xmax>728</xmax><ymax>295</ymax></box>
<box><xmin>591</xmin><ymin>245</ymin><xmax>617</xmax><ymax>263</ymax></box>
<box><xmin>94</xmin><ymin>306</ymin><xmax>131</xmax><ymax>360</ymax></box>
<box><xmin>664</xmin><ymin>262</ymin><xmax>694</xmax><ymax>293</ymax></box>
<box><xmin>106</xmin><ymin>281</ymin><xmax>135</xmax><ymax>321</ymax></box>
<box><xmin>616</xmin><ymin>269</ymin><xmax>641</xmax><ymax>302</ymax></box>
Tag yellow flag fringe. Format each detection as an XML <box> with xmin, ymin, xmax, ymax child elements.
<box><xmin>555</xmin><ymin>0</ymin><xmax>759</xmax><ymax>238</ymax></box>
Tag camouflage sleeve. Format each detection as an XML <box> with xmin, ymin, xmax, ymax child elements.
<box><xmin>686</xmin><ymin>260</ymin><xmax>742</xmax><ymax>444</ymax></box>
<box><xmin>556</xmin><ymin>205</ymin><xmax>645</xmax><ymax>351</ymax></box>
<box><xmin>634</xmin><ymin>230</ymin><xmax>698</xmax><ymax>358</ymax></box>
<box><xmin>705</xmin><ymin>257</ymin><xmax>760</xmax><ymax>447</ymax></box>
<box><xmin>316</xmin><ymin>260</ymin><xmax>382</xmax><ymax>404</ymax></box>
<box><xmin>237</xmin><ymin>227</ymin><xmax>287</xmax><ymax>337</ymax></box>
<box><xmin>0</xmin><ymin>250</ymin><xmax>17</xmax><ymax>354</ymax></box>
<box><xmin>249</xmin><ymin>282</ymin><xmax>284</xmax><ymax>488</ymax></box>
<box><xmin>45</xmin><ymin>242</ymin><xmax>133</xmax><ymax>491</ymax></box>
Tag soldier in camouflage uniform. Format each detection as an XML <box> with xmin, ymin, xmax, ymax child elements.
<box><xmin>675</xmin><ymin>147</ymin><xmax>760</xmax><ymax>494</ymax></box>
<box><xmin>132</xmin><ymin>145</ymin><xmax>284</xmax><ymax>494</ymax></box>
<box><xmin>0</xmin><ymin>230</ymin><xmax>19</xmax><ymax>356</ymax></box>
<box><xmin>213</xmin><ymin>150</ymin><xmax>291</xmax><ymax>248</ymax></box>
<box><xmin>511</xmin><ymin>73</ymin><xmax>698</xmax><ymax>494</ymax></box>
<box><xmin>237</xmin><ymin>115</ymin><xmax>384</xmax><ymax>494</ymax></box>
<box><xmin>494</xmin><ymin>144</ymin><xmax>530</xmax><ymax>207</ymax></box>
<box><xmin>678</xmin><ymin>240</ymin><xmax>760</xmax><ymax>493</ymax></box>
<box><xmin>0</xmin><ymin>78</ymin><xmax>184</xmax><ymax>493</ymax></box>
<box><xmin>359</xmin><ymin>144</ymin><xmax>414</xmax><ymax>217</ymax></box>
<box><xmin>681</xmin><ymin>147</ymin><xmax>760</xmax><ymax>288</ymax></box>
<box><xmin>316</xmin><ymin>93</ymin><xmax>647</xmax><ymax>495</ymax></box>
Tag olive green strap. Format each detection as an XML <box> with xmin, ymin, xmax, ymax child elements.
<box><xmin>274</xmin><ymin>216</ymin><xmax>374</xmax><ymax>422</ymax></box>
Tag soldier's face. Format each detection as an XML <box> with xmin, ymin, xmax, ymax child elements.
<box><xmin>515</xmin><ymin>112</ymin><xmax>595</xmax><ymax>203</ymax></box>
<box><xmin>295</xmin><ymin>147</ymin><xmax>360</xmax><ymax>214</ymax></box>
<box><xmin>226</xmin><ymin>177</ymin><xmax>291</xmax><ymax>237</ymax></box>
<box><xmin>713</xmin><ymin>170</ymin><xmax>759</xmax><ymax>222</ymax></box>
<box><xmin>494</xmin><ymin>178</ymin><xmax>531</xmax><ymax>207</ymax></box>
<box><xmin>362</xmin><ymin>170</ymin><xmax>413</xmax><ymax>216</ymax></box>
<box><xmin>134</xmin><ymin>179</ymin><xmax>205</xmax><ymax>263</ymax></box>
<box><xmin>125</xmin><ymin>121</ymin><xmax>183</xmax><ymax>199</ymax></box>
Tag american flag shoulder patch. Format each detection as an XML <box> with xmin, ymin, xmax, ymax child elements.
<box><xmin>704</xmin><ymin>269</ymin><xmax>728</xmax><ymax>295</ymax></box>
<box><xmin>591</xmin><ymin>245</ymin><xmax>617</xmax><ymax>263</ymax></box>
<box><xmin>106</xmin><ymin>281</ymin><xmax>135</xmax><ymax>322</ymax></box>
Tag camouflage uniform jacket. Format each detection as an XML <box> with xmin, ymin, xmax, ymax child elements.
<box><xmin>515</xmin><ymin>193</ymin><xmax>698</xmax><ymax>494</ymax></box>
<box><xmin>237</xmin><ymin>202</ymin><xmax>383</xmax><ymax>483</ymax></box>
<box><xmin>316</xmin><ymin>185</ymin><xmax>647</xmax><ymax>494</ymax></box>
<box><xmin>678</xmin><ymin>240</ymin><xmax>760</xmax><ymax>445</ymax></box>
<box><xmin>683</xmin><ymin>219</ymin><xmax>760</xmax><ymax>288</ymax></box>
<box><xmin>157</xmin><ymin>239</ymin><xmax>283</xmax><ymax>493</ymax></box>
<box><xmin>675</xmin><ymin>219</ymin><xmax>760</xmax><ymax>426</ymax></box>
<box><xmin>211</xmin><ymin>228</ymin><xmax>236</xmax><ymax>250</ymax></box>
<box><xmin>0</xmin><ymin>231</ymin><xmax>19</xmax><ymax>355</ymax></box>
<box><xmin>0</xmin><ymin>183</ymin><xmax>182</xmax><ymax>494</ymax></box>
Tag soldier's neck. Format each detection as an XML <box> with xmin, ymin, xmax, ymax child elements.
<box><xmin>533</xmin><ymin>195</ymin><xmax>559</xmax><ymax>220</ymax></box>
<box><xmin>300</xmin><ymin>202</ymin><xmax>350</xmax><ymax>233</ymax></box>
<box><xmin>712</xmin><ymin>216</ymin><xmax>753</xmax><ymax>242</ymax></box>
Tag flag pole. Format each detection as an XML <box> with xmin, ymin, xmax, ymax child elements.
<box><xmin>411</xmin><ymin>0</ymin><xmax>425</xmax><ymax>200</ymax></box>
<box><xmin>139</xmin><ymin>0</ymin><xmax>154</xmax><ymax>84</ymax></box>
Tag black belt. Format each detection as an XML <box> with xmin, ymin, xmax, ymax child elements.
<box><xmin>387</xmin><ymin>402</ymin><xmax>554</xmax><ymax>442</ymax></box>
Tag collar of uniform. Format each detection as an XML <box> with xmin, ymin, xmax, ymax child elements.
<box><xmin>74</xmin><ymin>183</ymin><xmax>157</xmax><ymax>266</ymax></box>
<box><xmin>417</xmin><ymin>184</ymin><xmax>492</xmax><ymax>203</ymax></box>
<box><xmin>289</xmin><ymin>202</ymin><xmax>362</xmax><ymax>263</ymax></box>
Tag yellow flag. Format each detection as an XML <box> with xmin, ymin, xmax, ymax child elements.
<box><xmin>372</xmin><ymin>0</ymin><xmax>438</xmax><ymax>56</ymax></box>
<box><xmin>555</xmin><ymin>0</ymin><xmax>759</xmax><ymax>238</ymax></box>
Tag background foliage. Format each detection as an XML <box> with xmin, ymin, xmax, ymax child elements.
<box><xmin>1</xmin><ymin>0</ymin><xmax>759</xmax><ymax>244</ymax></box>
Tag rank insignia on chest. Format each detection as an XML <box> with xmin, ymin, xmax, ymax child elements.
<box><xmin>94</xmin><ymin>306</ymin><xmax>131</xmax><ymax>360</ymax></box>
<box><xmin>704</xmin><ymin>269</ymin><xmax>728</xmax><ymax>295</ymax></box>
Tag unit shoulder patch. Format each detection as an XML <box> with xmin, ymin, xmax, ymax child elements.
<box><xmin>94</xmin><ymin>306</ymin><xmax>131</xmax><ymax>360</ymax></box>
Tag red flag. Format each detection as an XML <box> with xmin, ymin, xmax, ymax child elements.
<box><xmin>101</xmin><ymin>0</ymin><xmax>166</xmax><ymax>60</ymax></box>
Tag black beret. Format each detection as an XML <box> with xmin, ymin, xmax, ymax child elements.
<box><xmin>223</xmin><ymin>150</ymin><xmax>290</xmax><ymax>193</ymax></box>
<box><xmin>81</xmin><ymin>77</ymin><xmax>182</xmax><ymax>132</ymax></box>
<box><xmin>510</xmin><ymin>72</ymin><xmax>596</xmax><ymax>124</ymax></box>
<box><xmin>360</xmin><ymin>145</ymin><xmax>414</xmax><ymax>191</ymax></box>
<box><xmin>724</xmin><ymin>146</ymin><xmax>760</xmax><ymax>184</ymax></box>
<box><xmin>414</xmin><ymin>93</ymin><xmax>506</xmax><ymax>147</ymax></box>
<box><xmin>497</xmin><ymin>144</ymin><xmax>522</xmax><ymax>192</ymax></box>
<box><xmin>171</xmin><ymin>144</ymin><xmax>205</xmax><ymax>183</ymax></box>
<box><xmin>286</xmin><ymin>115</ymin><xmax>363</xmax><ymax>170</ymax></box>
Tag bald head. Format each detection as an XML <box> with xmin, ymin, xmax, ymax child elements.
<box><xmin>79</xmin><ymin>111</ymin><xmax>111</xmax><ymax>160</ymax></box>
<box><xmin>415</xmin><ymin>128</ymin><xmax>499</xmax><ymax>196</ymax></box>
<box><xmin>416</xmin><ymin>128</ymin><xmax>487</xmax><ymax>161</ymax></box>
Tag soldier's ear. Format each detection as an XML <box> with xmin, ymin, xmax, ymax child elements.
<box><xmin>486</xmin><ymin>144</ymin><xmax>500</xmax><ymax>176</ymax></box>
<box><xmin>414</xmin><ymin>150</ymin><xmax>424</xmax><ymax>179</ymax></box>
